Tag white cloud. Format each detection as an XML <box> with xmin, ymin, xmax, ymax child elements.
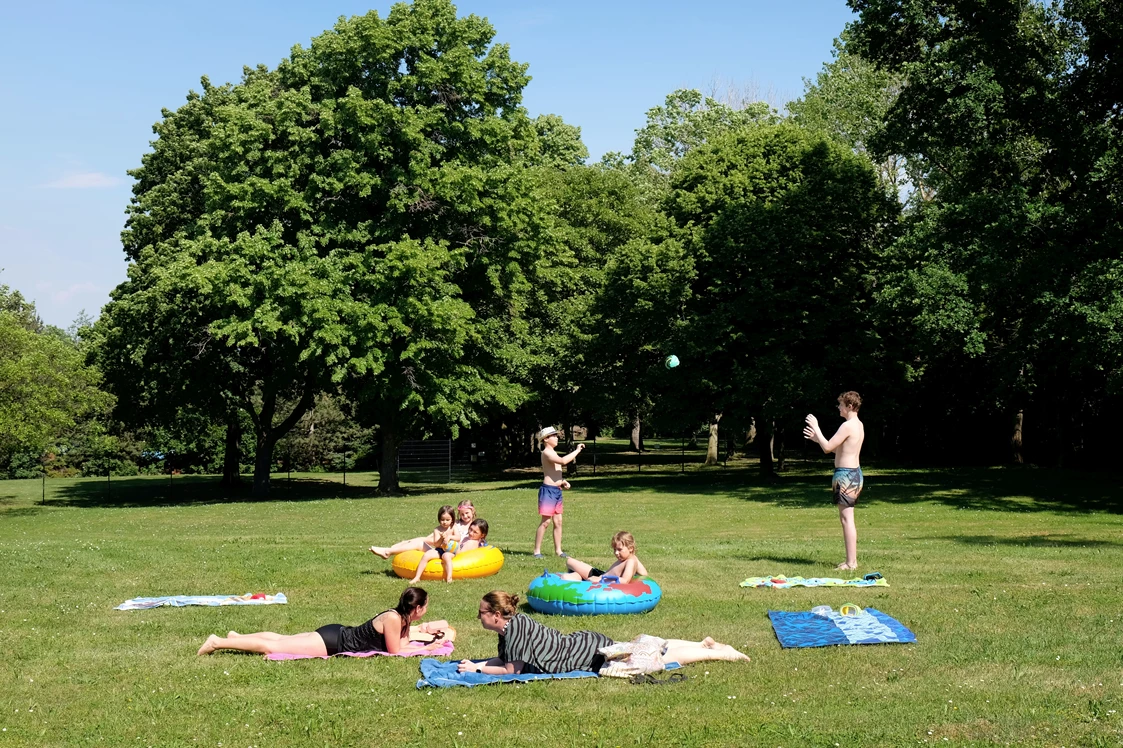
<box><xmin>41</xmin><ymin>172</ymin><xmax>123</xmax><ymax>189</ymax></box>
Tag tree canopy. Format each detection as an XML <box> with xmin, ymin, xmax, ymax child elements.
<box><xmin>96</xmin><ymin>0</ymin><xmax>562</xmax><ymax>494</ymax></box>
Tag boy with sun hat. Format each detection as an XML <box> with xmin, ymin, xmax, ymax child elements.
<box><xmin>533</xmin><ymin>426</ymin><xmax>584</xmax><ymax>559</ymax></box>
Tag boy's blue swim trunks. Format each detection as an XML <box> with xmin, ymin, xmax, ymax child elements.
<box><xmin>537</xmin><ymin>484</ymin><xmax>564</xmax><ymax>516</ymax></box>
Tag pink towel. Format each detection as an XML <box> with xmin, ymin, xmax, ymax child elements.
<box><xmin>265</xmin><ymin>639</ymin><xmax>454</xmax><ymax>661</ymax></box>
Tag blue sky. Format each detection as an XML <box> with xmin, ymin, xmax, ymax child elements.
<box><xmin>0</xmin><ymin>0</ymin><xmax>855</xmax><ymax>329</ymax></box>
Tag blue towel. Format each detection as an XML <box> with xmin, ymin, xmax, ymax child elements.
<box><xmin>115</xmin><ymin>593</ymin><xmax>287</xmax><ymax>610</ymax></box>
<box><xmin>768</xmin><ymin>608</ymin><xmax>917</xmax><ymax>648</ymax></box>
<box><xmin>416</xmin><ymin>658</ymin><xmax>600</xmax><ymax>688</ymax></box>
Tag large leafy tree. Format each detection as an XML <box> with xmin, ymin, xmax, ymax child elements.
<box><xmin>593</xmin><ymin>89</ymin><xmax>775</xmax><ymax>449</ymax></box>
<box><xmin>96</xmin><ymin>0</ymin><xmax>556</xmax><ymax>495</ymax></box>
<box><xmin>787</xmin><ymin>34</ymin><xmax>918</xmax><ymax>199</ymax></box>
<box><xmin>0</xmin><ymin>286</ymin><xmax>111</xmax><ymax>474</ymax></box>
<box><xmin>667</xmin><ymin>124</ymin><xmax>898</xmax><ymax>475</ymax></box>
<box><xmin>605</xmin><ymin>89</ymin><xmax>776</xmax><ymax>206</ymax></box>
<box><xmin>847</xmin><ymin>0</ymin><xmax>1123</xmax><ymax>464</ymax></box>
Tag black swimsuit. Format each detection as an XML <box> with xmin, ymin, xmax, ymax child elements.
<box><xmin>316</xmin><ymin>610</ymin><xmax>406</xmax><ymax>655</ymax></box>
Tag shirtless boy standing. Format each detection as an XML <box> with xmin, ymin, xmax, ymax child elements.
<box><xmin>803</xmin><ymin>391</ymin><xmax>865</xmax><ymax>570</ymax></box>
<box><xmin>533</xmin><ymin>426</ymin><xmax>584</xmax><ymax>559</ymax></box>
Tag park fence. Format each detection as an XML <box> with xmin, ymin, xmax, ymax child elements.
<box><xmin>397</xmin><ymin>439</ymin><xmax>474</xmax><ymax>484</ymax></box>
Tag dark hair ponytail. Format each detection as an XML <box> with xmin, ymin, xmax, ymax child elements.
<box><xmin>395</xmin><ymin>587</ymin><xmax>428</xmax><ymax>633</ymax></box>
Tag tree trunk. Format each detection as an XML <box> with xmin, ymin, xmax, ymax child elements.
<box><xmin>563</xmin><ymin>422</ymin><xmax>577</xmax><ymax>476</ymax></box>
<box><xmin>220</xmin><ymin>418</ymin><xmax>242</xmax><ymax>486</ymax></box>
<box><xmin>705</xmin><ymin>413</ymin><xmax>722</xmax><ymax>466</ymax></box>
<box><xmin>775</xmin><ymin>426</ymin><xmax>787</xmax><ymax>472</ymax></box>
<box><xmin>251</xmin><ymin>433</ymin><xmax>278</xmax><ymax>497</ymax></box>
<box><xmin>758</xmin><ymin>419</ymin><xmax>775</xmax><ymax>478</ymax></box>
<box><xmin>1011</xmin><ymin>409</ymin><xmax>1024</xmax><ymax>464</ymax></box>
<box><xmin>630</xmin><ymin>414</ymin><xmax>642</xmax><ymax>452</ymax></box>
<box><xmin>377</xmin><ymin>424</ymin><xmax>404</xmax><ymax>495</ymax></box>
<box><xmin>248</xmin><ymin>384</ymin><xmax>317</xmax><ymax>498</ymax></box>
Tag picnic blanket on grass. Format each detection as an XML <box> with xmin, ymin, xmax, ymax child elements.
<box><xmin>741</xmin><ymin>572</ymin><xmax>887</xmax><ymax>589</ymax></box>
<box><xmin>267</xmin><ymin>639</ymin><xmax>454</xmax><ymax>661</ymax></box>
<box><xmin>115</xmin><ymin>593</ymin><xmax>287</xmax><ymax>610</ymax></box>
<box><xmin>768</xmin><ymin>608</ymin><xmax>916</xmax><ymax>648</ymax></box>
<box><xmin>416</xmin><ymin>658</ymin><xmax>600</xmax><ymax>688</ymax></box>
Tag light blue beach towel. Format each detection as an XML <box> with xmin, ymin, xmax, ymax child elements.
<box><xmin>416</xmin><ymin>658</ymin><xmax>600</xmax><ymax>688</ymax></box>
<box><xmin>115</xmin><ymin>593</ymin><xmax>287</xmax><ymax>611</ymax></box>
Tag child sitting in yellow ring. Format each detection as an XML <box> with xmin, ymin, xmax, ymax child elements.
<box><xmin>559</xmin><ymin>531</ymin><xmax>649</xmax><ymax>584</ymax></box>
<box><xmin>369</xmin><ymin>505</ymin><xmax>457</xmax><ymax>583</ymax></box>
<box><xmin>454</xmin><ymin>519</ymin><xmax>489</xmax><ymax>556</ymax></box>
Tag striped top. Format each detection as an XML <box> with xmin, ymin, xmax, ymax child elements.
<box><xmin>498</xmin><ymin>614</ymin><xmax>613</xmax><ymax>674</ymax></box>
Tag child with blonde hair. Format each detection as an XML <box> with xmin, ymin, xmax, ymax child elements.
<box><xmin>561</xmin><ymin>531</ymin><xmax>649</xmax><ymax>584</ymax></box>
<box><xmin>369</xmin><ymin>505</ymin><xmax>457</xmax><ymax>582</ymax></box>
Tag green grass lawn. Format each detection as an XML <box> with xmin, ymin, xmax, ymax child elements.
<box><xmin>1</xmin><ymin>462</ymin><xmax>1121</xmax><ymax>746</ymax></box>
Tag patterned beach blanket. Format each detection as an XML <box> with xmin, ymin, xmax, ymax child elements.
<box><xmin>741</xmin><ymin>572</ymin><xmax>887</xmax><ymax>589</ymax></box>
<box><xmin>416</xmin><ymin>658</ymin><xmax>600</xmax><ymax>689</ymax></box>
<box><xmin>115</xmin><ymin>593</ymin><xmax>287</xmax><ymax>610</ymax></box>
<box><xmin>768</xmin><ymin>608</ymin><xmax>916</xmax><ymax>648</ymax></box>
<box><xmin>267</xmin><ymin>639</ymin><xmax>454</xmax><ymax>661</ymax></box>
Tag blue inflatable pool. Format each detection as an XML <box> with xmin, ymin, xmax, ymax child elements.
<box><xmin>526</xmin><ymin>572</ymin><xmax>662</xmax><ymax>615</ymax></box>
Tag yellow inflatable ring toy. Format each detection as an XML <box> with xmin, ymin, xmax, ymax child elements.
<box><xmin>391</xmin><ymin>546</ymin><xmax>504</xmax><ymax>581</ymax></box>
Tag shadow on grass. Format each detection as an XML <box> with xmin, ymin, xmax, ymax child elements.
<box><xmin>358</xmin><ymin>569</ymin><xmax>403</xmax><ymax>579</ymax></box>
<box><xmin>567</xmin><ymin>463</ymin><xmax>1120</xmax><ymax>515</ymax></box>
<box><xmin>45</xmin><ymin>475</ymin><xmax>390</xmax><ymax>509</ymax></box>
<box><xmin>1</xmin><ymin>506</ymin><xmax>45</xmax><ymax>518</ymax></box>
<box><xmin>743</xmin><ymin>554</ymin><xmax>819</xmax><ymax>565</ymax></box>
<box><xmin>36</xmin><ymin>463</ymin><xmax>1120</xmax><ymax>516</ymax></box>
<box><xmin>934</xmin><ymin>534</ymin><xmax>1123</xmax><ymax>548</ymax></box>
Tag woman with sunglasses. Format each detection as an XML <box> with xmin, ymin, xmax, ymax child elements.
<box><xmin>457</xmin><ymin>590</ymin><xmax>749</xmax><ymax>675</ymax></box>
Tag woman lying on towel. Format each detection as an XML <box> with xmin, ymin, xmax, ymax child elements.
<box><xmin>197</xmin><ymin>587</ymin><xmax>452</xmax><ymax>657</ymax></box>
<box><xmin>456</xmin><ymin>590</ymin><xmax>749</xmax><ymax>675</ymax></box>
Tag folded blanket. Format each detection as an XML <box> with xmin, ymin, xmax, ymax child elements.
<box><xmin>115</xmin><ymin>593</ymin><xmax>287</xmax><ymax>610</ymax></box>
<box><xmin>416</xmin><ymin>658</ymin><xmax>600</xmax><ymax>688</ymax></box>
<box><xmin>768</xmin><ymin>607</ymin><xmax>916</xmax><ymax>648</ymax></box>
<box><xmin>740</xmin><ymin>572</ymin><xmax>887</xmax><ymax>589</ymax></box>
<box><xmin>267</xmin><ymin>639</ymin><xmax>454</xmax><ymax>660</ymax></box>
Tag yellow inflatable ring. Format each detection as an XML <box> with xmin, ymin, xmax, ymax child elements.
<box><xmin>391</xmin><ymin>546</ymin><xmax>504</xmax><ymax>581</ymax></box>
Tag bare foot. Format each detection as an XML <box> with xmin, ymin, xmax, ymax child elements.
<box><xmin>726</xmin><ymin>647</ymin><xmax>751</xmax><ymax>662</ymax></box>
<box><xmin>197</xmin><ymin>635</ymin><xmax>220</xmax><ymax>656</ymax></box>
<box><xmin>369</xmin><ymin>547</ymin><xmax>391</xmax><ymax>559</ymax></box>
<box><xmin>227</xmin><ymin>631</ymin><xmax>240</xmax><ymax>638</ymax></box>
<box><xmin>835</xmin><ymin>563</ymin><xmax>857</xmax><ymax>571</ymax></box>
<box><xmin>702</xmin><ymin>636</ymin><xmax>718</xmax><ymax>649</ymax></box>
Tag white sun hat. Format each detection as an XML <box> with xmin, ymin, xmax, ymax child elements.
<box><xmin>536</xmin><ymin>426</ymin><xmax>560</xmax><ymax>443</ymax></box>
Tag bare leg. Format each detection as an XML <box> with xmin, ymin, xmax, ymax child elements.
<box><xmin>552</xmin><ymin>513</ymin><xmax>564</xmax><ymax>555</ymax></box>
<box><xmin>370</xmin><ymin>537</ymin><xmax>427</xmax><ymax>559</ymax></box>
<box><xmin>197</xmin><ymin>631</ymin><xmax>327</xmax><ymax>657</ymax></box>
<box><xmin>441</xmin><ymin>552</ymin><xmax>454</xmax><ymax>583</ymax></box>
<box><xmin>662</xmin><ymin>638</ymin><xmax>750</xmax><ymax>665</ymax></box>
<box><xmin>410</xmin><ymin>548</ymin><xmax>439</xmax><ymax>584</ymax></box>
<box><xmin>533</xmin><ymin>516</ymin><xmax>552</xmax><ymax>555</ymax></box>
<box><xmin>634</xmin><ymin>557</ymin><xmax>649</xmax><ymax>577</ymax></box>
<box><xmin>565</xmin><ymin>557</ymin><xmax>594</xmax><ymax>579</ymax></box>
<box><xmin>838</xmin><ymin>505</ymin><xmax>858</xmax><ymax>569</ymax></box>
<box><xmin>230</xmin><ymin>631</ymin><xmax>283</xmax><ymax>641</ymax></box>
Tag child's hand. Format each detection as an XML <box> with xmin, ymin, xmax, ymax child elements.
<box><xmin>576</xmin><ymin>443</ymin><xmax>585</xmax><ymax>451</ymax></box>
<box><xmin>559</xmin><ymin>479</ymin><xmax>571</xmax><ymax>489</ymax></box>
